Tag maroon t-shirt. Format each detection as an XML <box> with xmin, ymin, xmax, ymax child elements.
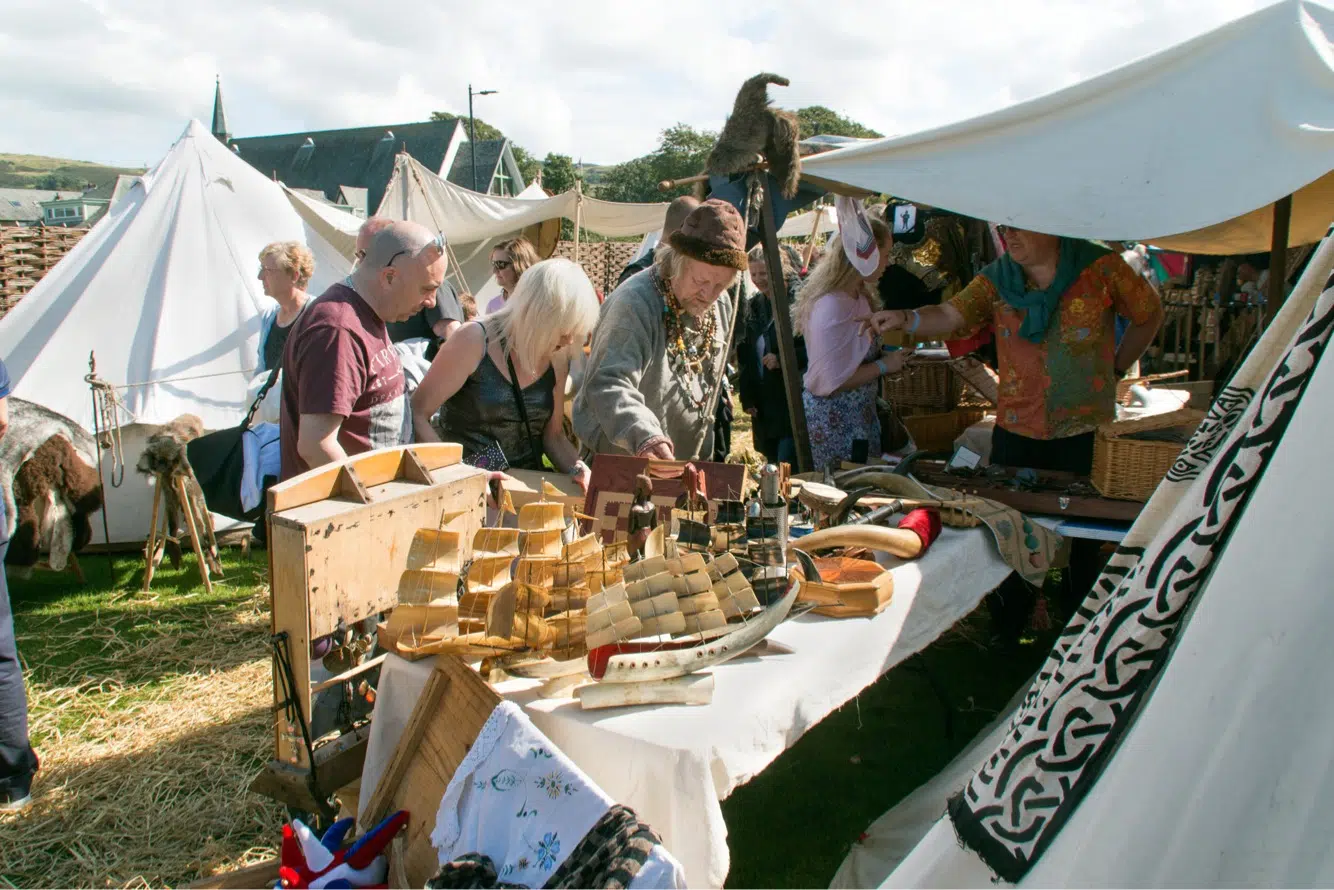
<box><xmin>279</xmin><ymin>283</ymin><xmax>406</xmax><ymax>479</ymax></box>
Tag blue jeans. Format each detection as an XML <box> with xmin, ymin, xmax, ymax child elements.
<box><xmin>0</xmin><ymin>540</ymin><xmax>33</xmax><ymax>782</ymax></box>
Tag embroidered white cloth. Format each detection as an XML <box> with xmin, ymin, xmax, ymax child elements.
<box><xmin>431</xmin><ymin>700</ymin><xmax>686</xmax><ymax>889</ymax></box>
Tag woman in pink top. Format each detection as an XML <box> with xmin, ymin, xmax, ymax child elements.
<box><xmin>794</xmin><ymin>214</ymin><xmax>901</xmax><ymax>471</ymax></box>
<box><xmin>484</xmin><ymin>237</ymin><xmax>540</xmax><ymax>315</ymax></box>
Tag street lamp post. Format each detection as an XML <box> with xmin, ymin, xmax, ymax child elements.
<box><xmin>468</xmin><ymin>84</ymin><xmax>498</xmax><ymax>193</ymax></box>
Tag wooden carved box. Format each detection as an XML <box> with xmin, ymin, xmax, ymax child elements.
<box><xmin>254</xmin><ymin>444</ymin><xmax>488</xmax><ymax>814</ymax></box>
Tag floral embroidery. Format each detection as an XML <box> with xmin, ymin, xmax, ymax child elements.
<box><xmin>535</xmin><ymin>770</ymin><xmax>575</xmax><ymax>800</ymax></box>
<box><xmin>535</xmin><ymin>832</ymin><xmax>561</xmax><ymax>870</ymax></box>
<box><xmin>528</xmin><ymin>746</ymin><xmax>552</xmax><ymax>760</ymax></box>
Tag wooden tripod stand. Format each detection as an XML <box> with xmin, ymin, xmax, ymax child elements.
<box><xmin>143</xmin><ymin>472</ymin><xmax>222</xmax><ymax>594</ymax></box>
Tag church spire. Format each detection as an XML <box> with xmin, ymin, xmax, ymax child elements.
<box><xmin>211</xmin><ymin>76</ymin><xmax>231</xmax><ymax>144</ymax></box>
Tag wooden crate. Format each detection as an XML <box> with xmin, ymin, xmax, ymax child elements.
<box><xmin>255</xmin><ymin>444</ymin><xmax>488</xmax><ymax>811</ymax></box>
<box><xmin>901</xmin><ymin>407</ymin><xmax>987</xmax><ymax>453</ymax></box>
<box><xmin>1091</xmin><ymin>408</ymin><xmax>1204</xmax><ymax>501</ymax></box>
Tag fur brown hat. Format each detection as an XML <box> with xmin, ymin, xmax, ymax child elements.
<box><xmin>667</xmin><ymin>199</ymin><xmax>748</xmax><ymax>271</ymax></box>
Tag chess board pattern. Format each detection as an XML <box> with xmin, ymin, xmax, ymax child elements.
<box><xmin>584</xmin><ymin>455</ymin><xmax>746</xmax><ymax>545</ymax></box>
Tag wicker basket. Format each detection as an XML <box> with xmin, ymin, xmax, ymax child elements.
<box><xmin>1091</xmin><ymin>407</ymin><xmax>1205</xmax><ymax>501</ymax></box>
<box><xmin>901</xmin><ymin>407</ymin><xmax>988</xmax><ymax>453</ymax></box>
<box><xmin>883</xmin><ymin>359</ymin><xmax>963</xmax><ymax>411</ymax></box>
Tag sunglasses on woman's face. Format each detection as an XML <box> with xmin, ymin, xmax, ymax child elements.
<box><xmin>492</xmin><ymin>259</ymin><xmax>513</xmax><ymax>271</ymax></box>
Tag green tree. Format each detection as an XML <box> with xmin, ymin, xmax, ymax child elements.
<box><xmin>430</xmin><ymin>110</ymin><xmax>503</xmax><ymax>141</ymax></box>
<box><xmin>597</xmin><ymin>124</ymin><xmax>717</xmax><ymax>204</ymax></box>
<box><xmin>509</xmin><ymin>145</ymin><xmax>542</xmax><ymax>186</ymax></box>
<box><xmin>541</xmin><ymin>153</ymin><xmax>578</xmax><ymax>195</ymax></box>
<box><xmin>796</xmin><ymin>106</ymin><xmax>882</xmax><ymax>140</ymax></box>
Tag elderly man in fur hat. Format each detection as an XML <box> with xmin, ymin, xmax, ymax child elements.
<box><xmin>574</xmin><ymin>199</ymin><xmax>747</xmax><ymax>461</ymax></box>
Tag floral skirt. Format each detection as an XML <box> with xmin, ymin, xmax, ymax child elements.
<box><xmin>803</xmin><ymin>382</ymin><xmax>881</xmax><ymax>472</ymax></box>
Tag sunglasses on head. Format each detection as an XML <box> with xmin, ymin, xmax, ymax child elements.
<box><xmin>385</xmin><ymin>232</ymin><xmax>447</xmax><ymax>269</ymax></box>
<box><xmin>491</xmin><ymin>259</ymin><xmax>513</xmax><ymax>271</ymax></box>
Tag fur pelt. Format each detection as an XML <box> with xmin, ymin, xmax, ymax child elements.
<box><xmin>0</xmin><ymin>398</ymin><xmax>100</xmax><ymax>544</ymax></box>
<box><xmin>7</xmin><ymin>434</ymin><xmax>103</xmax><ymax>570</ymax></box>
<box><xmin>135</xmin><ymin>414</ymin><xmax>218</xmax><ymax>573</ymax></box>
<box><xmin>706</xmin><ymin>73</ymin><xmax>802</xmax><ymax>199</ymax></box>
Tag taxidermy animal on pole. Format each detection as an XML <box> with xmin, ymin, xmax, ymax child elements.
<box><xmin>706</xmin><ymin>73</ymin><xmax>802</xmax><ymax>198</ymax></box>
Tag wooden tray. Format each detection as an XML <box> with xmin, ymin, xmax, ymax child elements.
<box><xmin>362</xmin><ymin>654</ymin><xmax>502</xmax><ymax>888</ymax></box>
<box><xmin>909</xmin><ymin>461</ymin><xmax>1143</xmax><ymax>522</ymax></box>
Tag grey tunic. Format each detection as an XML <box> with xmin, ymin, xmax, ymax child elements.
<box><xmin>574</xmin><ymin>267</ymin><xmax>736</xmax><ymax>460</ymax></box>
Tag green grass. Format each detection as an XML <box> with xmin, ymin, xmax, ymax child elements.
<box><xmin>2</xmin><ymin>550</ymin><xmax>282</xmax><ymax>888</ymax></box>
<box><xmin>0</xmin><ymin>152</ymin><xmax>145</xmax><ymax>191</ymax></box>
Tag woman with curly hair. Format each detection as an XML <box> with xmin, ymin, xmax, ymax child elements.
<box><xmin>257</xmin><ymin>240</ymin><xmax>315</xmax><ymax>371</ymax></box>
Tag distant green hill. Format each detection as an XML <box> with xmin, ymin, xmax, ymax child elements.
<box><xmin>0</xmin><ymin>153</ymin><xmax>145</xmax><ymax>191</ymax></box>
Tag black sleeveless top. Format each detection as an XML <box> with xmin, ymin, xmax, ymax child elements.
<box><xmin>438</xmin><ymin>321</ymin><xmax>556</xmax><ymax>470</ymax></box>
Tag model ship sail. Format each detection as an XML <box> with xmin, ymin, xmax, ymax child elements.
<box><xmin>583</xmin><ymin>548</ymin><xmax>762</xmax><ymax>650</ymax></box>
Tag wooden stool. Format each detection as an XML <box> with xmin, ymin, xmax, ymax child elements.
<box><xmin>143</xmin><ymin>471</ymin><xmax>222</xmax><ymax>594</ymax></box>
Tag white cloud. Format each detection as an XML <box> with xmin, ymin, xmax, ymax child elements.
<box><xmin>0</xmin><ymin>0</ymin><xmax>1281</xmax><ymax>168</ymax></box>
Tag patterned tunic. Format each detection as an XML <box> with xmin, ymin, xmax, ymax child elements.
<box><xmin>948</xmin><ymin>254</ymin><xmax>1160</xmax><ymax>439</ymax></box>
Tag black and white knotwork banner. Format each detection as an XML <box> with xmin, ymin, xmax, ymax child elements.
<box><xmin>947</xmin><ymin>233</ymin><xmax>1334</xmax><ymax>883</ymax></box>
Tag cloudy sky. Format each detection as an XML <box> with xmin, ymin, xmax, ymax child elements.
<box><xmin>1</xmin><ymin>0</ymin><xmax>1280</xmax><ymax>169</ymax></box>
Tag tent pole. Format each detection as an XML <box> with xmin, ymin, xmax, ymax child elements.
<box><xmin>760</xmin><ymin>182</ymin><xmax>813</xmax><ymax>473</ymax></box>
<box><xmin>801</xmin><ymin>204</ymin><xmax>823</xmax><ymax>272</ymax></box>
<box><xmin>1264</xmin><ymin>194</ymin><xmax>1293</xmax><ymax>327</ymax></box>
<box><xmin>573</xmin><ymin>181</ymin><xmax>583</xmax><ymax>264</ymax></box>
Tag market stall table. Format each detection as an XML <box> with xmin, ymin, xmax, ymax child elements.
<box><xmin>359</xmin><ymin>526</ymin><xmax>1011</xmax><ymax>887</ymax></box>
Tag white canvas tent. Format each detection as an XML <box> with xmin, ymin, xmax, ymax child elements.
<box><xmin>814</xmin><ymin>4</ymin><xmax>1334</xmax><ymax>885</ymax></box>
<box><xmin>284</xmin><ymin>154</ymin><xmax>671</xmax><ymax>296</ymax></box>
<box><xmin>776</xmin><ymin>205</ymin><xmax>838</xmax><ymax>240</ymax></box>
<box><xmin>832</xmin><ymin>229</ymin><xmax>1334</xmax><ymax>887</ymax></box>
<box><xmin>0</xmin><ymin>119</ymin><xmax>348</xmax><ymax>544</ymax></box>
<box><xmin>801</xmin><ymin>0</ymin><xmax>1334</xmax><ymax>254</ymax></box>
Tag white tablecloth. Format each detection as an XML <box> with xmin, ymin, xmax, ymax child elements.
<box><xmin>360</xmin><ymin>527</ymin><xmax>1011</xmax><ymax>887</ymax></box>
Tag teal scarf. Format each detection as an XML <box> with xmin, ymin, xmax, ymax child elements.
<box><xmin>980</xmin><ymin>238</ymin><xmax>1112</xmax><ymax>343</ymax></box>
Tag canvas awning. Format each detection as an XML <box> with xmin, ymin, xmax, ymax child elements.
<box><xmin>801</xmin><ymin>0</ymin><xmax>1334</xmax><ymax>254</ymax></box>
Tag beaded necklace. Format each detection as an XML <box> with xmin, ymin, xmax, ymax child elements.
<box><xmin>655</xmin><ymin>269</ymin><xmax>719</xmax><ymax>410</ymax></box>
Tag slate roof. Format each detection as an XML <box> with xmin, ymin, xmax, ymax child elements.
<box><xmin>337</xmin><ymin>186</ymin><xmax>369</xmax><ymax>216</ymax></box>
<box><xmin>447</xmin><ymin>140</ymin><xmax>507</xmax><ymax>193</ymax></box>
<box><xmin>0</xmin><ymin>188</ymin><xmax>80</xmax><ymax>224</ymax></box>
<box><xmin>228</xmin><ymin>119</ymin><xmax>464</xmax><ymax>215</ymax></box>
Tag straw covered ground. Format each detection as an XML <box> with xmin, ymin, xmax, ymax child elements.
<box><xmin>0</xmin><ymin>552</ymin><xmax>284</xmax><ymax>888</ymax></box>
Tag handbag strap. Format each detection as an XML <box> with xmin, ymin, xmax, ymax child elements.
<box><xmin>502</xmin><ymin>340</ymin><xmax>541</xmax><ymax>463</ymax></box>
<box><xmin>242</xmin><ymin>365</ymin><xmax>282</xmax><ymax>429</ymax></box>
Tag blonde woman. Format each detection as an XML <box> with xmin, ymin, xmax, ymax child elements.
<box><xmin>257</xmin><ymin>241</ymin><xmax>315</xmax><ymax>371</ymax></box>
<box><xmin>794</xmin><ymin>215</ymin><xmax>900</xmax><ymax>470</ymax></box>
<box><xmin>412</xmin><ymin>258</ymin><xmax>599</xmax><ymax>490</ymax></box>
<box><xmin>484</xmin><ymin>236</ymin><xmax>541</xmax><ymax>315</ymax></box>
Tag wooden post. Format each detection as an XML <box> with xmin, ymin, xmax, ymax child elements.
<box><xmin>143</xmin><ymin>481</ymin><xmax>162</xmax><ymax>592</ymax></box>
<box><xmin>176</xmin><ymin>476</ymin><xmax>214</xmax><ymax>595</ymax></box>
<box><xmin>1265</xmin><ymin>194</ymin><xmax>1293</xmax><ymax>327</ymax></box>
<box><xmin>759</xmin><ymin>183</ymin><xmax>813</xmax><ymax>473</ymax></box>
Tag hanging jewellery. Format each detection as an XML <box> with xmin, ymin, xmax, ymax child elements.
<box><xmin>655</xmin><ymin>269</ymin><xmax>718</xmax><ymax>409</ymax></box>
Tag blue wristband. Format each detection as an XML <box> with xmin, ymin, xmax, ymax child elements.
<box><xmin>907</xmin><ymin>309</ymin><xmax>922</xmax><ymax>334</ymax></box>
<box><xmin>876</xmin><ymin>358</ymin><xmax>890</xmax><ymax>376</ymax></box>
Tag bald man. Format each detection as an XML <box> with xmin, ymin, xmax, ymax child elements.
<box><xmin>280</xmin><ymin>220</ymin><xmax>446</xmax><ymax>478</ymax></box>
<box><xmin>358</xmin><ymin>216</ymin><xmax>464</xmax><ymax>346</ymax></box>
<box><xmin>615</xmin><ymin>195</ymin><xmax>701</xmax><ymax>287</ymax></box>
